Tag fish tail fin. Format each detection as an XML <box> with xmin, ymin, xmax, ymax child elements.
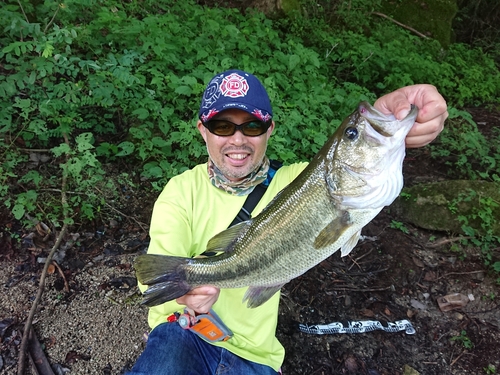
<box><xmin>134</xmin><ymin>254</ymin><xmax>191</xmax><ymax>307</ymax></box>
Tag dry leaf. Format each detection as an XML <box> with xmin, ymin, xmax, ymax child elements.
<box><xmin>47</xmin><ymin>263</ymin><xmax>56</xmax><ymax>274</ymax></box>
<box><xmin>360</xmin><ymin>308</ymin><xmax>375</xmax><ymax>317</ymax></box>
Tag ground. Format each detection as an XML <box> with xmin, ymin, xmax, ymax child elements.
<box><xmin>1</xmin><ymin>108</ymin><xmax>499</xmax><ymax>375</ymax></box>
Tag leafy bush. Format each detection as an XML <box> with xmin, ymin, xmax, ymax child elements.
<box><xmin>430</xmin><ymin>108</ymin><xmax>500</xmax><ymax>182</ymax></box>
<box><xmin>1</xmin><ymin>0</ymin><xmax>499</xmax><ymax>231</ymax></box>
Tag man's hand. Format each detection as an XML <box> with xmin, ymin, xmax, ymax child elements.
<box><xmin>374</xmin><ymin>84</ymin><xmax>448</xmax><ymax>148</ymax></box>
<box><xmin>176</xmin><ymin>286</ymin><xmax>220</xmax><ymax>314</ymax></box>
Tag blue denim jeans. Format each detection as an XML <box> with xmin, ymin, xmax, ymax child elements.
<box><xmin>126</xmin><ymin>322</ymin><xmax>279</xmax><ymax>375</ymax></box>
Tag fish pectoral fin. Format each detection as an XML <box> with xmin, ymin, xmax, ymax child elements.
<box><xmin>313</xmin><ymin>211</ymin><xmax>353</xmax><ymax>249</ymax></box>
<box><xmin>243</xmin><ymin>284</ymin><xmax>286</xmax><ymax>308</ymax></box>
<box><xmin>340</xmin><ymin>230</ymin><xmax>361</xmax><ymax>257</ymax></box>
<box><xmin>206</xmin><ymin>221</ymin><xmax>252</xmax><ymax>253</ymax></box>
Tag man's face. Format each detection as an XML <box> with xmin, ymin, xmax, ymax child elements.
<box><xmin>197</xmin><ymin>109</ymin><xmax>275</xmax><ymax>182</ymax></box>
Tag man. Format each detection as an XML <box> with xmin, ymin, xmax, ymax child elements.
<box><xmin>128</xmin><ymin>69</ymin><xmax>448</xmax><ymax>374</ymax></box>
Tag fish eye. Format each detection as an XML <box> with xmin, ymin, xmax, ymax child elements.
<box><xmin>345</xmin><ymin>127</ymin><xmax>358</xmax><ymax>140</ymax></box>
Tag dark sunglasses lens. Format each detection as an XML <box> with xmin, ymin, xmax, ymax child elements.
<box><xmin>209</xmin><ymin>121</ymin><xmax>235</xmax><ymax>136</ymax></box>
<box><xmin>205</xmin><ymin>120</ymin><xmax>269</xmax><ymax>136</ymax></box>
<box><xmin>242</xmin><ymin>121</ymin><xmax>267</xmax><ymax>136</ymax></box>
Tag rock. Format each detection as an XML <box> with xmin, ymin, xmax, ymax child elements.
<box><xmin>390</xmin><ymin>180</ymin><xmax>500</xmax><ymax>236</ymax></box>
<box><xmin>246</xmin><ymin>0</ymin><xmax>300</xmax><ymax>14</ymax></box>
<box><xmin>437</xmin><ymin>293</ymin><xmax>470</xmax><ymax>312</ymax></box>
<box><xmin>410</xmin><ymin>299</ymin><xmax>426</xmax><ymax>310</ymax></box>
<box><xmin>379</xmin><ymin>0</ymin><xmax>458</xmax><ymax>47</ymax></box>
<box><xmin>403</xmin><ymin>364</ymin><xmax>420</xmax><ymax>375</ymax></box>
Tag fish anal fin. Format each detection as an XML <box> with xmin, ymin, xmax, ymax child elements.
<box><xmin>340</xmin><ymin>230</ymin><xmax>361</xmax><ymax>257</ymax></box>
<box><xmin>313</xmin><ymin>211</ymin><xmax>352</xmax><ymax>249</ymax></box>
<box><xmin>206</xmin><ymin>221</ymin><xmax>252</xmax><ymax>254</ymax></box>
<box><xmin>243</xmin><ymin>284</ymin><xmax>286</xmax><ymax>308</ymax></box>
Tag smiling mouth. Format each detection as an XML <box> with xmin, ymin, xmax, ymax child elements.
<box><xmin>227</xmin><ymin>153</ymin><xmax>249</xmax><ymax>160</ymax></box>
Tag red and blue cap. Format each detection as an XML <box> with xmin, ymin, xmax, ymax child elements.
<box><xmin>199</xmin><ymin>70</ymin><xmax>273</xmax><ymax>123</ymax></box>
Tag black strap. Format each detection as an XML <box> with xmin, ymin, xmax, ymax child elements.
<box><xmin>201</xmin><ymin>160</ymin><xmax>282</xmax><ymax>256</ymax></box>
<box><xmin>228</xmin><ymin>159</ymin><xmax>282</xmax><ymax>228</ymax></box>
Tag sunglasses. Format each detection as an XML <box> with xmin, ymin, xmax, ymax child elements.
<box><xmin>202</xmin><ymin>119</ymin><xmax>272</xmax><ymax>137</ymax></box>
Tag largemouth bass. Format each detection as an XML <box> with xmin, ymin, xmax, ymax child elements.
<box><xmin>135</xmin><ymin>102</ymin><xmax>418</xmax><ymax>308</ymax></box>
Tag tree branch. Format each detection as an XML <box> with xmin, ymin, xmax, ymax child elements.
<box><xmin>371</xmin><ymin>11</ymin><xmax>429</xmax><ymax>39</ymax></box>
<box><xmin>17</xmin><ymin>134</ymin><xmax>71</xmax><ymax>375</ymax></box>
<box><xmin>16</xmin><ymin>0</ymin><xmax>29</xmax><ymax>23</ymax></box>
<box><xmin>44</xmin><ymin>4</ymin><xmax>60</xmax><ymax>33</ymax></box>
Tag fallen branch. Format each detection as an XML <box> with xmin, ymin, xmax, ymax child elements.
<box><xmin>18</xmin><ymin>226</ymin><xmax>68</xmax><ymax>374</ymax></box>
<box><xmin>371</xmin><ymin>12</ymin><xmax>429</xmax><ymax>39</ymax></box>
<box><xmin>436</xmin><ymin>270</ymin><xmax>486</xmax><ymax>281</ymax></box>
<box><xmin>18</xmin><ymin>134</ymin><xmax>70</xmax><ymax>375</ymax></box>
<box><xmin>28</xmin><ymin>328</ymin><xmax>55</xmax><ymax>375</ymax></box>
<box><xmin>426</xmin><ymin>236</ymin><xmax>474</xmax><ymax>248</ymax></box>
<box><xmin>329</xmin><ymin>286</ymin><xmax>392</xmax><ymax>292</ymax></box>
<box><xmin>450</xmin><ymin>349</ymin><xmax>468</xmax><ymax>367</ymax></box>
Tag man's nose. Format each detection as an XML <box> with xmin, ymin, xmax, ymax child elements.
<box><xmin>227</xmin><ymin>129</ymin><xmax>246</xmax><ymax>145</ymax></box>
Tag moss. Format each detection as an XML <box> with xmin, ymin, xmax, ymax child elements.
<box><xmin>391</xmin><ymin>180</ymin><xmax>500</xmax><ymax>236</ymax></box>
<box><xmin>379</xmin><ymin>0</ymin><xmax>458</xmax><ymax>47</ymax></box>
<box><xmin>281</xmin><ymin>0</ymin><xmax>301</xmax><ymax>13</ymax></box>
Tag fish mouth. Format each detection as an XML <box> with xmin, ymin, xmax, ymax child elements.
<box><xmin>358</xmin><ymin>102</ymin><xmax>418</xmax><ymax>139</ymax></box>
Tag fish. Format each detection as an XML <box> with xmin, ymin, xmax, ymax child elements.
<box><xmin>135</xmin><ymin>102</ymin><xmax>419</xmax><ymax>308</ymax></box>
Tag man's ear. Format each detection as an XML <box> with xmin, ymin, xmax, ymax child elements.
<box><xmin>197</xmin><ymin>120</ymin><xmax>208</xmax><ymax>143</ymax></box>
<box><xmin>266</xmin><ymin>120</ymin><xmax>275</xmax><ymax>140</ymax></box>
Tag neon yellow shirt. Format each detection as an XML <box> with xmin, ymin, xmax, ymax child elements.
<box><xmin>142</xmin><ymin>161</ymin><xmax>308</xmax><ymax>371</ymax></box>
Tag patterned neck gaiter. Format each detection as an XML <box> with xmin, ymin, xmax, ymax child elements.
<box><xmin>207</xmin><ymin>157</ymin><xmax>270</xmax><ymax>196</ymax></box>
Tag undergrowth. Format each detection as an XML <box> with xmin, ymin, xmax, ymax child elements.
<box><xmin>1</xmin><ymin>0</ymin><xmax>499</xmax><ymax>271</ymax></box>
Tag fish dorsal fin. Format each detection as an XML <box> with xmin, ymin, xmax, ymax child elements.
<box><xmin>340</xmin><ymin>230</ymin><xmax>361</xmax><ymax>256</ymax></box>
<box><xmin>243</xmin><ymin>283</ymin><xmax>286</xmax><ymax>308</ymax></box>
<box><xmin>313</xmin><ymin>211</ymin><xmax>353</xmax><ymax>249</ymax></box>
<box><xmin>206</xmin><ymin>221</ymin><xmax>252</xmax><ymax>253</ymax></box>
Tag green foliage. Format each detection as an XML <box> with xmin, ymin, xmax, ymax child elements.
<box><xmin>431</xmin><ymin>108</ymin><xmax>500</xmax><ymax>182</ymax></box>
<box><xmin>390</xmin><ymin>220</ymin><xmax>410</xmax><ymax>234</ymax></box>
<box><xmin>454</xmin><ymin>0</ymin><xmax>500</xmax><ymax>68</ymax></box>
<box><xmin>450</xmin><ymin>330</ymin><xmax>474</xmax><ymax>349</ymax></box>
<box><xmin>430</xmin><ymin>107</ymin><xmax>499</xmax><ymax>275</ymax></box>
<box><xmin>448</xmin><ymin>190</ymin><xmax>500</xmax><ymax>272</ymax></box>
<box><xmin>1</xmin><ymin>0</ymin><xmax>499</xmax><ymax>231</ymax></box>
<box><xmin>484</xmin><ymin>364</ymin><xmax>496</xmax><ymax>375</ymax></box>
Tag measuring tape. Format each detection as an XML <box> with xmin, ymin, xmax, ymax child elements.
<box><xmin>299</xmin><ymin>319</ymin><xmax>416</xmax><ymax>335</ymax></box>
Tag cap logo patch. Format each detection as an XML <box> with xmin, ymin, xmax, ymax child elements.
<box><xmin>220</xmin><ymin>73</ymin><xmax>249</xmax><ymax>98</ymax></box>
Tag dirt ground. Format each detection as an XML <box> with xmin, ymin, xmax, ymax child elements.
<box><xmin>1</xmin><ymin>108</ymin><xmax>499</xmax><ymax>375</ymax></box>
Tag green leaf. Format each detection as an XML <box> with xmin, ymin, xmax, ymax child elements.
<box><xmin>175</xmin><ymin>85</ymin><xmax>192</xmax><ymax>96</ymax></box>
<box><xmin>42</xmin><ymin>42</ymin><xmax>55</xmax><ymax>58</ymax></box>
<box><xmin>27</xmin><ymin>71</ymin><xmax>36</xmax><ymax>85</ymax></box>
<box><xmin>132</xmin><ymin>108</ymin><xmax>150</xmax><ymax>120</ymax></box>
<box><xmin>51</xmin><ymin>143</ymin><xmax>72</xmax><ymax>157</ymax></box>
<box><xmin>152</xmin><ymin>137</ymin><xmax>169</xmax><ymax>147</ymax></box>
<box><xmin>116</xmin><ymin>141</ymin><xmax>135</xmax><ymax>156</ymax></box>
<box><xmin>12</xmin><ymin>204</ymin><xmax>25</xmax><ymax>220</ymax></box>
<box><xmin>13</xmin><ymin>98</ymin><xmax>31</xmax><ymax>110</ymax></box>
<box><xmin>76</xmin><ymin>133</ymin><xmax>95</xmax><ymax>152</ymax></box>
<box><xmin>288</xmin><ymin>54</ymin><xmax>300</xmax><ymax>71</ymax></box>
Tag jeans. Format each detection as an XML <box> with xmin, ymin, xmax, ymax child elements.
<box><xmin>126</xmin><ymin>322</ymin><xmax>279</xmax><ymax>375</ymax></box>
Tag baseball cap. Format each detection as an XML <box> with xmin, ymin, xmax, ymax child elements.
<box><xmin>198</xmin><ymin>70</ymin><xmax>273</xmax><ymax>123</ymax></box>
